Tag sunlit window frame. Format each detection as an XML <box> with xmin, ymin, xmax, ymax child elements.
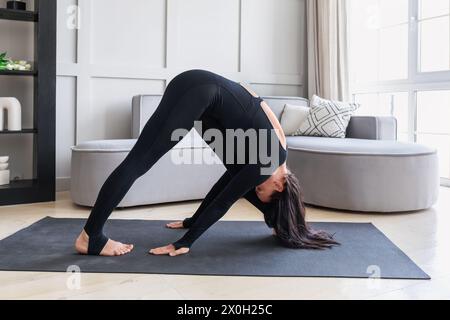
<box><xmin>348</xmin><ymin>0</ymin><xmax>450</xmax><ymax>187</ymax></box>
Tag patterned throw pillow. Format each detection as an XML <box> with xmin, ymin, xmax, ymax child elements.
<box><xmin>294</xmin><ymin>95</ymin><xmax>360</xmax><ymax>138</ymax></box>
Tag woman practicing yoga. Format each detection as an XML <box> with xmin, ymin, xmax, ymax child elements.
<box><xmin>75</xmin><ymin>69</ymin><xmax>338</xmax><ymax>257</ymax></box>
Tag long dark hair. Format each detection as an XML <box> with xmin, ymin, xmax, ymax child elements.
<box><xmin>271</xmin><ymin>172</ymin><xmax>340</xmax><ymax>249</ymax></box>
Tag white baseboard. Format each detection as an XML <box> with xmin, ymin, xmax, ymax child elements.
<box><xmin>56</xmin><ymin>177</ymin><xmax>71</xmax><ymax>192</ymax></box>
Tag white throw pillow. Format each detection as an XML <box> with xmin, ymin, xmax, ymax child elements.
<box><xmin>294</xmin><ymin>95</ymin><xmax>360</xmax><ymax>139</ymax></box>
<box><xmin>280</xmin><ymin>103</ymin><xmax>311</xmax><ymax>136</ymax></box>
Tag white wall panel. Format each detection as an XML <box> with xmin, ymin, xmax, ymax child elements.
<box><xmin>49</xmin><ymin>0</ymin><xmax>306</xmax><ymax>191</ymax></box>
<box><xmin>169</xmin><ymin>0</ymin><xmax>241</xmax><ymax>71</ymax></box>
<box><xmin>242</xmin><ymin>0</ymin><xmax>306</xmax><ymax>76</ymax></box>
<box><xmin>87</xmin><ymin>78</ymin><xmax>165</xmax><ymax>141</ymax></box>
<box><xmin>90</xmin><ymin>0</ymin><xmax>167</xmax><ymax>68</ymax></box>
<box><xmin>56</xmin><ymin>76</ymin><xmax>76</xmax><ymax>190</ymax></box>
<box><xmin>252</xmin><ymin>83</ymin><xmax>304</xmax><ymax>97</ymax></box>
<box><xmin>57</xmin><ymin>0</ymin><xmax>78</xmax><ymax>64</ymax></box>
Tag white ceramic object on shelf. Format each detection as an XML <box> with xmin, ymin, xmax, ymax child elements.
<box><xmin>0</xmin><ymin>170</ymin><xmax>10</xmax><ymax>186</ymax></box>
<box><xmin>0</xmin><ymin>97</ymin><xmax>22</xmax><ymax>131</ymax></box>
<box><xmin>0</xmin><ymin>155</ymin><xmax>10</xmax><ymax>185</ymax></box>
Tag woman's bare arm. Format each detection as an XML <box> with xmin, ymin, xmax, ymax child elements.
<box><xmin>239</xmin><ymin>83</ymin><xmax>287</xmax><ymax>149</ymax></box>
<box><xmin>260</xmin><ymin>101</ymin><xmax>287</xmax><ymax>150</ymax></box>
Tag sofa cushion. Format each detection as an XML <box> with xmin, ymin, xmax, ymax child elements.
<box><xmin>280</xmin><ymin>103</ymin><xmax>310</xmax><ymax>136</ymax></box>
<box><xmin>295</xmin><ymin>95</ymin><xmax>360</xmax><ymax>139</ymax></box>
<box><xmin>262</xmin><ymin>96</ymin><xmax>309</xmax><ymax>120</ymax></box>
<box><xmin>72</xmin><ymin>140</ymin><xmax>137</xmax><ymax>152</ymax></box>
<box><xmin>286</xmin><ymin>136</ymin><xmax>436</xmax><ymax>156</ymax></box>
<box><xmin>71</xmin><ymin>141</ymin><xmax>225</xmax><ymax>208</ymax></box>
<box><xmin>72</xmin><ymin>138</ymin><xmax>210</xmax><ymax>152</ymax></box>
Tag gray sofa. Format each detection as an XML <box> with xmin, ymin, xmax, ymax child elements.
<box><xmin>71</xmin><ymin>95</ymin><xmax>439</xmax><ymax>212</ymax></box>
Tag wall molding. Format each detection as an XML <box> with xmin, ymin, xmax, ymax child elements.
<box><xmin>55</xmin><ymin>0</ymin><xmax>306</xmax><ymax>191</ymax></box>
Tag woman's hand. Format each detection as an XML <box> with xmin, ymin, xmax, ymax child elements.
<box><xmin>149</xmin><ymin>244</ymin><xmax>190</xmax><ymax>257</ymax></box>
<box><xmin>166</xmin><ymin>221</ymin><xmax>184</xmax><ymax>229</ymax></box>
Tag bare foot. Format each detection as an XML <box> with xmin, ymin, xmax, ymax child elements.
<box><xmin>75</xmin><ymin>230</ymin><xmax>134</xmax><ymax>257</ymax></box>
<box><xmin>166</xmin><ymin>221</ymin><xmax>184</xmax><ymax>229</ymax></box>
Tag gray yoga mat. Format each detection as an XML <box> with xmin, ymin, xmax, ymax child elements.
<box><xmin>0</xmin><ymin>217</ymin><xmax>429</xmax><ymax>279</ymax></box>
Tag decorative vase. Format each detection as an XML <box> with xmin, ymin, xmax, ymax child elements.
<box><xmin>0</xmin><ymin>156</ymin><xmax>9</xmax><ymax>163</ymax></box>
<box><xmin>6</xmin><ymin>1</ymin><xmax>27</xmax><ymax>11</ymax></box>
<box><xmin>0</xmin><ymin>97</ymin><xmax>22</xmax><ymax>131</ymax></box>
<box><xmin>0</xmin><ymin>156</ymin><xmax>10</xmax><ymax>186</ymax></box>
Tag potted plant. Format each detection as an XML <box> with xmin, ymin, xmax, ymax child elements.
<box><xmin>0</xmin><ymin>52</ymin><xmax>8</xmax><ymax>70</ymax></box>
<box><xmin>0</xmin><ymin>52</ymin><xmax>31</xmax><ymax>71</ymax></box>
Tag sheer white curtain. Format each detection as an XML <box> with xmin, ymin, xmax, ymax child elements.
<box><xmin>306</xmin><ymin>0</ymin><xmax>349</xmax><ymax>101</ymax></box>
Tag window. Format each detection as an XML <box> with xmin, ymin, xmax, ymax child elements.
<box><xmin>419</xmin><ymin>0</ymin><xmax>450</xmax><ymax>72</ymax></box>
<box><xmin>417</xmin><ymin>90</ymin><xmax>450</xmax><ymax>179</ymax></box>
<box><xmin>348</xmin><ymin>0</ymin><xmax>450</xmax><ymax>185</ymax></box>
<box><xmin>348</xmin><ymin>0</ymin><xmax>409</xmax><ymax>82</ymax></box>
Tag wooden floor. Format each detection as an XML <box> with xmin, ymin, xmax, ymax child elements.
<box><xmin>0</xmin><ymin>188</ymin><xmax>449</xmax><ymax>300</ymax></box>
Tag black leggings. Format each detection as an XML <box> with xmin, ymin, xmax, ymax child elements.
<box><xmin>83</xmin><ymin>76</ymin><xmax>220</xmax><ymax>254</ymax></box>
<box><xmin>83</xmin><ymin>69</ymin><xmax>286</xmax><ymax>254</ymax></box>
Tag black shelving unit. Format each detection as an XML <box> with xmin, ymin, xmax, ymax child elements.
<box><xmin>0</xmin><ymin>70</ymin><xmax>37</xmax><ymax>76</ymax></box>
<box><xmin>0</xmin><ymin>0</ymin><xmax>56</xmax><ymax>206</ymax></box>
<box><xmin>0</xmin><ymin>8</ymin><xmax>38</xmax><ymax>22</ymax></box>
<box><xmin>0</xmin><ymin>129</ymin><xmax>38</xmax><ymax>135</ymax></box>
